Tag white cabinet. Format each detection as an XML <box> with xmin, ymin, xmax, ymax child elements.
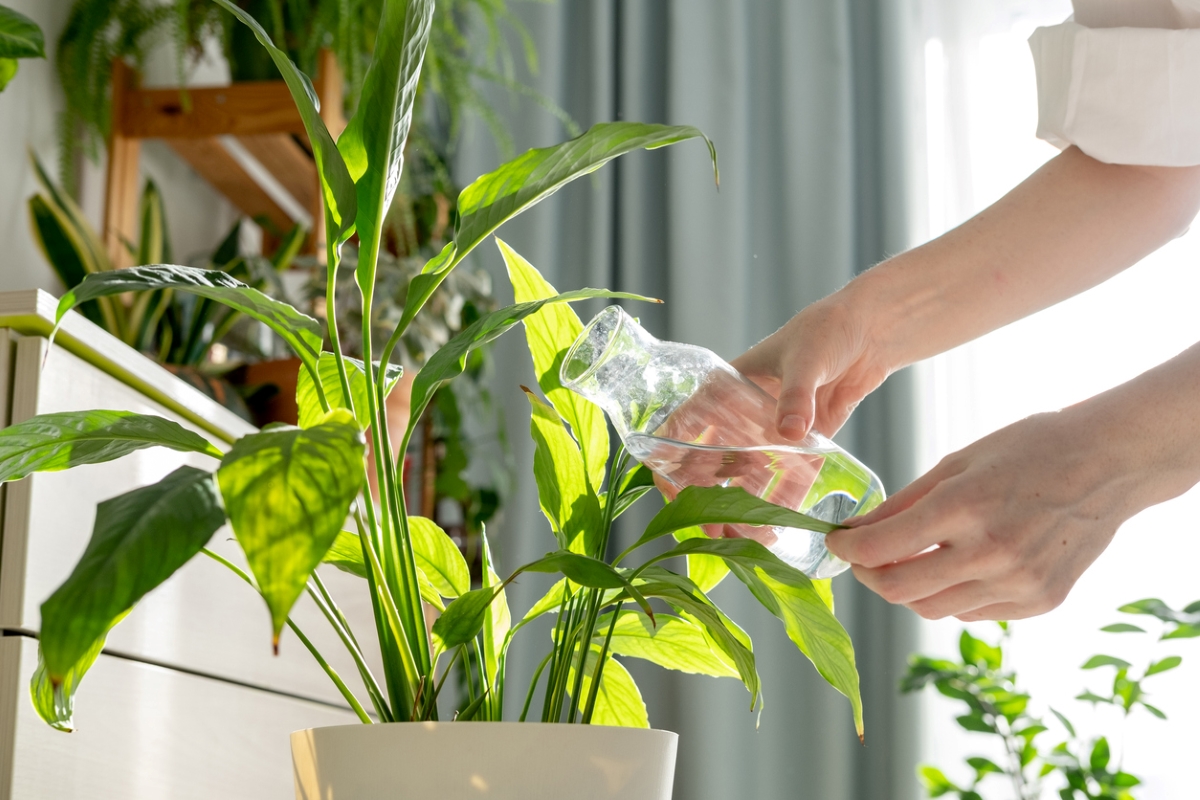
<box><xmin>0</xmin><ymin>291</ymin><xmax>372</xmax><ymax>798</ymax></box>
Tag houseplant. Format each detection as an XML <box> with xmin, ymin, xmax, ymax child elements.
<box><xmin>903</xmin><ymin>599</ymin><xmax>1197</xmax><ymax>799</ymax></box>
<box><xmin>0</xmin><ymin>1</ymin><xmax>864</xmax><ymax>795</ymax></box>
<box><xmin>0</xmin><ymin>4</ymin><xmax>43</xmax><ymax>92</ymax></box>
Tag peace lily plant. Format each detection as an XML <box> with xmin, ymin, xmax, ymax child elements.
<box><xmin>0</xmin><ymin>0</ymin><xmax>863</xmax><ymax>756</ymax></box>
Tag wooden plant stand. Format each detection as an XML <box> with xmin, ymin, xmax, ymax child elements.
<box><xmin>104</xmin><ymin>52</ymin><xmax>346</xmax><ymax>265</ymax></box>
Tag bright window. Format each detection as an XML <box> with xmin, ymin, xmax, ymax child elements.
<box><xmin>914</xmin><ymin>2</ymin><xmax>1200</xmax><ymax>796</ymax></box>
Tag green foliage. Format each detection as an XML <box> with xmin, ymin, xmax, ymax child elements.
<box><xmin>903</xmin><ymin>602</ymin><xmax>1197</xmax><ymax>799</ymax></box>
<box><xmin>0</xmin><ymin>4</ymin><xmax>45</xmax><ymax>92</ymax></box>
<box><xmin>12</xmin><ymin>0</ymin><xmax>868</xmax><ymax>743</ymax></box>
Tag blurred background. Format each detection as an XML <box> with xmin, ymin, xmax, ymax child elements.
<box><xmin>3</xmin><ymin>0</ymin><xmax>1199</xmax><ymax>798</ymax></box>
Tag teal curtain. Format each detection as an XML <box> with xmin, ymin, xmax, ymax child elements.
<box><xmin>456</xmin><ymin>2</ymin><xmax>922</xmax><ymax>798</ymax></box>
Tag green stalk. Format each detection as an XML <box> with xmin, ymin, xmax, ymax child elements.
<box><xmin>307</xmin><ymin>574</ymin><xmax>392</xmax><ymax>721</ymax></box>
<box><xmin>200</xmin><ymin>548</ymin><xmax>371</xmax><ymax>723</ymax></box>
<box><xmin>542</xmin><ymin>587</ymin><xmax>574</xmax><ymax>722</ymax></box>
<box><xmin>582</xmin><ymin>603</ymin><xmax>623</xmax><ymax>723</ymax></box>
<box><xmin>520</xmin><ymin>651</ymin><xmax>555</xmax><ymax>722</ymax></box>
<box><xmin>323</xmin><ymin>232</ymin><xmax>357</xmax><ymax>419</ymax></box>
<box><xmin>566</xmin><ymin>589</ymin><xmax>602</xmax><ymax>723</ymax></box>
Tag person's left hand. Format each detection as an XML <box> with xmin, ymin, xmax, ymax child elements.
<box><xmin>824</xmin><ymin>410</ymin><xmax>1136</xmax><ymax>621</ymax></box>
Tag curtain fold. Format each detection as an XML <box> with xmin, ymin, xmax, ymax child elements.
<box><xmin>455</xmin><ymin>2</ymin><xmax>922</xmax><ymax>797</ymax></box>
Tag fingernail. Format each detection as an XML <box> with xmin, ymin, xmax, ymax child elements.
<box><xmin>780</xmin><ymin>414</ymin><xmax>807</xmax><ymax>437</ymax></box>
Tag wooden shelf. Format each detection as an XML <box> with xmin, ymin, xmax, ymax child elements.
<box><xmin>104</xmin><ymin>53</ymin><xmax>345</xmax><ymax>265</ymax></box>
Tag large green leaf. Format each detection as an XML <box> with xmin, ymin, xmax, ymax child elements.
<box><xmin>337</xmin><ymin>0</ymin><xmax>434</xmax><ymax>289</ymax></box>
<box><xmin>39</xmin><ymin>466</ymin><xmax>225</xmax><ymax>681</ymax></box>
<box><xmin>455</xmin><ymin>122</ymin><xmax>717</xmax><ymax>262</ymax></box>
<box><xmin>296</xmin><ymin>352</ymin><xmax>405</xmax><ymax>429</ymax></box>
<box><xmin>431</xmin><ymin>585</ymin><xmax>503</xmax><ymax>651</ymax></box>
<box><xmin>410</xmin><ymin>516</ymin><xmax>469</xmax><ymax>598</ymax></box>
<box><xmin>673</xmin><ymin>526</ymin><xmax>730</xmax><ymax>594</ymax></box>
<box><xmin>503</xmin><ymin>239</ymin><xmax>608</xmax><ymax>491</ymax></box>
<box><xmin>597</xmin><ymin>610</ymin><xmax>738</xmax><ymax>679</ymax></box>
<box><xmin>568</xmin><ymin>648</ymin><xmax>648</xmax><ymax>728</ymax></box>
<box><xmin>633</xmin><ymin>568</ymin><xmax>761</xmax><ymax>711</ymax></box>
<box><xmin>29</xmin><ymin>196</ymin><xmax>89</xmax><ymax>293</ymax></box>
<box><xmin>623</xmin><ymin>485</ymin><xmax>842</xmax><ymax>557</ymax></box>
<box><xmin>404</xmin><ymin>285</ymin><xmax>656</xmax><ymax>452</ymax></box>
<box><xmin>216</xmin><ymin>410</ymin><xmax>365</xmax><ymax>643</ymax></box>
<box><xmin>214</xmin><ymin>0</ymin><xmax>356</xmax><ymax>243</ymax></box>
<box><xmin>656</xmin><ymin>537</ymin><xmax>862</xmax><ymax>739</ymax></box>
<box><xmin>0</xmin><ymin>410</ymin><xmax>221</xmax><ymax>483</ymax></box>
<box><xmin>31</xmin><ymin>629</ymin><xmax>108</xmax><ymax>732</ymax></box>
<box><xmin>0</xmin><ymin>6</ymin><xmax>45</xmax><ymax>59</ymax></box>
<box><xmin>524</xmin><ymin>390</ymin><xmax>602</xmax><ymax>555</ymax></box>
<box><xmin>57</xmin><ymin>267</ymin><xmax>325</xmax><ymax>375</ymax></box>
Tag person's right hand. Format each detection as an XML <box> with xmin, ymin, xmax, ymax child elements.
<box><xmin>731</xmin><ymin>292</ymin><xmax>893</xmax><ymax>441</ymax></box>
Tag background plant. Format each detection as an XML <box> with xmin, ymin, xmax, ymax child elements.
<box><xmin>0</xmin><ymin>0</ymin><xmax>864</xmax><ymax>746</ymax></box>
<box><xmin>0</xmin><ymin>3</ymin><xmax>43</xmax><ymax>92</ymax></box>
<box><xmin>903</xmin><ymin>600</ymin><xmax>1197</xmax><ymax>800</ymax></box>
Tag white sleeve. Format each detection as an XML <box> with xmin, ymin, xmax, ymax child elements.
<box><xmin>1029</xmin><ymin>21</ymin><xmax>1200</xmax><ymax>166</ymax></box>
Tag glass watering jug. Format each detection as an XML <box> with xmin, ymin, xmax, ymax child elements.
<box><xmin>560</xmin><ymin>306</ymin><xmax>884</xmax><ymax>579</ymax></box>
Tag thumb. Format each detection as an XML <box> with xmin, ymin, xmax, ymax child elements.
<box><xmin>773</xmin><ymin>354</ymin><xmax>824</xmax><ymax>441</ymax></box>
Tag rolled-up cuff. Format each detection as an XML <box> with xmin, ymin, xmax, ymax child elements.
<box><xmin>1030</xmin><ymin>21</ymin><xmax>1200</xmax><ymax>166</ymax></box>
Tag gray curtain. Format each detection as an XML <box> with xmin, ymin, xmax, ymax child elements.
<box><xmin>455</xmin><ymin>2</ymin><xmax>922</xmax><ymax>798</ymax></box>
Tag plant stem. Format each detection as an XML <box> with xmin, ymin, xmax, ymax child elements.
<box><xmin>306</xmin><ymin>574</ymin><xmax>392</xmax><ymax>721</ymax></box>
<box><xmin>199</xmin><ymin>548</ymin><xmax>371</xmax><ymax>723</ymax></box>
<box><xmin>582</xmin><ymin>603</ymin><xmax>623</xmax><ymax>723</ymax></box>
<box><xmin>520</xmin><ymin>651</ymin><xmax>554</xmax><ymax>722</ymax></box>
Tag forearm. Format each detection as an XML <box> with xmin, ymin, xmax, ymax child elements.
<box><xmin>848</xmin><ymin>146</ymin><xmax>1200</xmax><ymax>369</ymax></box>
<box><xmin>1061</xmin><ymin>340</ymin><xmax>1200</xmax><ymax>520</ymax></box>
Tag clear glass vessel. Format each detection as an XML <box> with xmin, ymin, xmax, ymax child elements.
<box><xmin>561</xmin><ymin>306</ymin><xmax>884</xmax><ymax>579</ymax></box>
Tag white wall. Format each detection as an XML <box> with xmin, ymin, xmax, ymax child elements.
<box><xmin>0</xmin><ymin>0</ymin><xmax>239</xmax><ymax>296</ymax></box>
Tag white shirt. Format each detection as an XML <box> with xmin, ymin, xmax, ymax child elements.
<box><xmin>1030</xmin><ymin>0</ymin><xmax>1200</xmax><ymax>165</ymax></box>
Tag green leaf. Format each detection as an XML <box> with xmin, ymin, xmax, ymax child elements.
<box><xmin>959</xmin><ymin>630</ymin><xmax>1002</xmax><ymax>671</ymax></box>
<box><xmin>322</xmin><ymin>530</ymin><xmax>367</xmax><ymax>579</ymax></box>
<box><xmin>1140</xmin><ymin>701</ymin><xmax>1167</xmax><ymax>720</ymax></box>
<box><xmin>410</xmin><ymin>516</ymin><xmax>469</xmax><ymax>598</ymax></box>
<box><xmin>58</xmin><ymin>267</ymin><xmax>325</xmax><ymax>375</ymax></box>
<box><xmin>480</xmin><ymin>529</ymin><xmax>510</xmax><ymax>695</ymax></box>
<box><xmin>1090</xmin><ymin>737</ymin><xmax>1110</xmax><ymax>772</ymax></box>
<box><xmin>29</xmin><ymin>195</ymin><xmax>90</xmax><ymax>295</ymax></box>
<box><xmin>216</xmin><ymin>410</ymin><xmax>365</xmax><ymax>643</ymax></box>
<box><xmin>0</xmin><ymin>57</ymin><xmax>14</xmax><ymax>91</ymax></box>
<box><xmin>0</xmin><ymin>6</ymin><xmax>45</xmax><ymax>59</ymax></box>
<box><xmin>455</xmin><ymin>123</ymin><xmax>717</xmax><ymax>263</ymax></box>
<box><xmin>214</xmin><ymin>0</ymin><xmax>356</xmax><ymax>243</ymax></box>
<box><xmin>0</xmin><ymin>410</ymin><xmax>221</xmax><ymax>483</ymax></box>
<box><xmin>524</xmin><ymin>389</ymin><xmax>602</xmax><ymax>554</ymax></box>
<box><xmin>503</xmin><ymin>239</ymin><xmax>608</xmax><ymax>491</ymax></box>
<box><xmin>1051</xmin><ymin>707</ymin><xmax>1077</xmax><ymax>737</ymax></box>
<box><xmin>916</xmin><ymin>765</ymin><xmax>959</xmax><ymax>797</ymax></box>
<box><xmin>633</xmin><ymin>568</ymin><xmax>760</xmax><ymax>711</ymax></box>
<box><xmin>1161</xmin><ymin>622</ymin><xmax>1200</xmax><ymax>640</ymax></box>
<box><xmin>518</xmin><ymin>551</ymin><xmax>654</xmax><ymax>621</ymax></box>
<box><xmin>966</xmin><ymin>756</ymin><xmax>1003</xmax><ymax>781</ymax></box>
<box><xmin>567</xmin><ymin>648</ymin><xmax>648</xmax><ymax>728</ymax></box>
<box><xmin>956</xmin><ymin>713</ymin><xmax>995</xmax><ymax>733</ymax></box>
<box><xmin>625</xmin><ymin>485</ymin><xmax>841</xmax><ymax>556</ymax></box>
<box><xmin>1081</xmin><ymin>655</ymin><xmax>1131</xmax><ymax>671</ymax></box>
<box><xmin>1076</xmin><ymin>691</ymin><xmax>1112</xmax><ymax>705</ymax></box>
<box><xmin>336</xmin><ymin>0</ymin><xmax>433</xmax><ymax>287</ymax></box>
<box><xmin>641</xmin><ymin>536</ymin><xmax>861</xmax><ymax>737</ymax></box>
<box><xmin>1117</xmin><ymin>598</ymin><xmax>1182</xmax><ymax>623</ymax></box>
<box><xmin>30</xmin><ymin>632</ymin><xmax>107</xmax><ymax>732</ymax></box>
<box><xmin>39</xmin><ymin>466</ymin><xmax>225</xmax><ymax>681</ymax></box>
<box><xmin>431</xmin><ymin>585</ymin><xmax>502</xmax><ymax>650</ymax></box>
<box><xmin>1144</xmin><ymin>655</ymin><xmax>1182</xmax><ymax>677</ymax></box>
<box><xmin>597</xmin><ymin>610</ymin><xmax>738</xmax><ymax>679</ymax></box>
<box><xmin>404</xmin><ymin>289</ymin><xmax>655</xmax><ymax>451</ymax></box>
<box><xmin>674</xmin><ymin>526</ymin><xmax>730</xmax><ymax>594</ymax></box>
<box><xmin>1100</xmin><ymin>623</ymin><xmax>1145</xmax><ymax>634</ymax></box>
<box><xmin>296</xmin><ymin>353</ymin><xmax>404</xmax><ymax>429</ymax></box>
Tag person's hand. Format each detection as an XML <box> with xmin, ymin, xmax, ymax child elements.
<box><xmin>823</xmin><ymin>410</ymin><xmax>1136</xmax><ymax>621</ymax></box>
<box><xmin>731</xmin><ymin>292</ymin><xmax>893</xmax><ymax>440</ymax></box>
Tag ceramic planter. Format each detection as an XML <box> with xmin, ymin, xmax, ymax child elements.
<box><xmin>291</xmin><ymin>721</ymin><xmax>678</xmax><ymax>800</ymax></box>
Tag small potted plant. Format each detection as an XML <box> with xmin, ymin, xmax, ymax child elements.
<box><xmin>0</xmin><ymin>2</ymin><xmax>864</xmax><ymax>797</ymax></box>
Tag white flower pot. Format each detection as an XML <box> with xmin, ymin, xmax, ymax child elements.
<box><xmin>291</xmin><ymin>721</ymin><xmax>678</xmax><ymax>799</ymax></box>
